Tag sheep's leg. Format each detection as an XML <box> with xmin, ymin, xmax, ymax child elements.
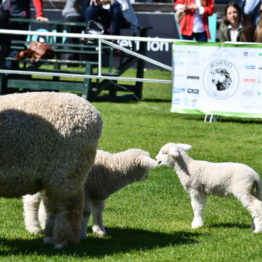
<box><xmin>189</xmin><ymin>190</ymin><xmax>206</xmax><ymax>229</ymax></box>
<box><xmin>52</xmin><ymin>193</ymin><xmax>84</xmax><ymax>248</ymax></box>
<box><xmin>23</xmin><ymin>193</ymin><xmax>42</xmax><ymax>234</ymax></box>
<box><xmin>43</xmin><ymin>195</ymin><xmax>56</xmax><ymax>245</ymax></box>
<box><xmin>91</xmin><ymin>200</ymin><xmax>106</xmax><ymax>237</ymax></box>
<box><xmin>236</xmin><ymin>193</ymin><xmax>262</xmax><ymax>233</ymax></box>
<box><xmin>80</xmin><ymin>197</ymin><xmax>91</xmax><ymax>239</ymax></box>
<box><xmin>43</xmin><ymin>191</ymin><xmax>84</xmax><ymax>248</ymax></box>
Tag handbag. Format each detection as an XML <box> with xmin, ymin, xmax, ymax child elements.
<box><xmin>29</xmin><ymin>42</ymin><xmax>55</xmax><ymax>63</ymax></box>
<box><xmin>17</xmin><ymin>42</ymin><xmax>54</xmax><ymax>64</ymax></box>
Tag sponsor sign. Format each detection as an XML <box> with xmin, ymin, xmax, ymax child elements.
<box><xmin>171</xmin><ymin>41</ymin><xmax>262</xmax><ymax>118</ymax></box>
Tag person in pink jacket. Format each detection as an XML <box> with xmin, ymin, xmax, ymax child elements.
<box><xmin>174</xmin><ymin>0</ymin><xmax>214</xmax><ymax>42</ymax></box>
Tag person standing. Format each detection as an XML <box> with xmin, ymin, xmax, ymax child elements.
<box><xmin>0</xmin><ymin>0</ymin><xmax>48</xmax><ymax>90</ymax></box>
<box><xmin>174</xmin><ymin>0</ymin><xmax>214</xmax><ymax>42</ymax></box>
<box><xmin>62</xmin><ymin>0</ymin><xmax>85</xmax><ymax>61</ymax></box>
<box><xmin>1</xmin><ymin>0</ymin><xmax>48</xmax><ymax>23</ymax></box>
<box><xmin>220</xmin><ymin>1</ymin><xmax>255</xmax><ymax>42</ymax></box>
<box><xmin>0</xmin><ymin>0</ymin><xmax>48</xmax><ymax>54</ymax></box>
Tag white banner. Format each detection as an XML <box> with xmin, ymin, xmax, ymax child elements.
<box><xmin>171</xmin><ymin>41</ymin><xmax>262</xmax><ymax>118</ymax></box>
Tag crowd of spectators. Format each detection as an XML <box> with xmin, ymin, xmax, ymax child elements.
<box><xmin>174</xmin><ymin>0</ymin><xmax>262</xmax><ymax>43</ymax></box>
<box><xmin>1</xmin><ymin>0</ymin><xmax>262</xmax><ymax>60</ymax></box>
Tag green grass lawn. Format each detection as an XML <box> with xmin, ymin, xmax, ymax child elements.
<box><xmin>0</xmin><ymin>69</ymin><xmax>262</xmax><ymax>261</ymax></box>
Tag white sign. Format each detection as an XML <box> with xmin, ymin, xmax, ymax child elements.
<box><xmin>171</xmin><ymin>41</ymin><xmax>262</xmax><ymax>118</ymax></box>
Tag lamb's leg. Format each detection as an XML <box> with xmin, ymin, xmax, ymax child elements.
<box><xmin>236</xmin><ymin>193</ymin><xmax>262</xmax><ymax>233</ymax></box>
<box><xmin>189</xmin><ymin>189</ymin><xmax>206</xmax><ymax>229</ymax></box>
<box><xmin>80</xmin><ymin>197</ymin><xmax>91</xmax><ymax>239</ymax></box>
<box><xmin>23</xmin><ymin>193</ymin><xmax>42</xmax><ymax>234</ymax></box>
<box><xmin>91</xmin><ymin>200</ymin><xmax>106</xmax><ymax>237</ymax></box>
<box><xmin>38</xmin><ymin>199</ymin><xmax>47</xmax><ymax>230</ymax></box>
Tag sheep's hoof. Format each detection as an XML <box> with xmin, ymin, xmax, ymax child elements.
<box><xmin>80</xmin><ymin>234</ymin><xmax>88</xmax><ymax>240</ymax></box>
<box><xmin>54</xmin><ymin>243</ymin><xmax>66</xmax><ymax>249</ymax></box>
<box><xmin>43</xmin><ymin>236</ymin><xmax>53</xmax><ymax>245</ymax></box>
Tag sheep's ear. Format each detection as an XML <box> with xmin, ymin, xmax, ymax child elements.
<box><xmin>169</xmin><ymin>147</ymin><xmax>180</xmax><ymax>157</ymax></box>
<box><xmin>140</xmin><ymin>155</ymin><xmax>158</xmax><ymax>169</ymax></box>
<box><xmin>177</xmin><ymin>143</ymin><xmax>192</xmax><ymax>151</ymax></box>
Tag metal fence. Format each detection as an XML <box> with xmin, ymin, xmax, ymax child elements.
<box><xmin>0</xmin><ymin>29</ymin><xmax>174</xmax><ymax>85</ymax></box>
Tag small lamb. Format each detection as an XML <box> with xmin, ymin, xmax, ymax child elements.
<box><xmin>23</xmin><ymin>148</ymin><xmax>158</xmax><ymax>238</ymax></box>
<box><xmin>156</xmin><ymin>143</ymin><xmax>262</xmax><ymax>233</ymax></box>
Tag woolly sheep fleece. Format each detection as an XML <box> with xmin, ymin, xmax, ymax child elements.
<box><xmin>156</xmin><ymin>143</ymin><xmax>262</xmax><ymax>233</ymax></box>
<box><xmin>0</xmin><ymin>92</ymin><xmax>103</xmax><ymax>248</ymax></box>
<box><xmin>23</xmin><ymin>148</ymin><xmax>158</xmax><ymax>238</ymax></box>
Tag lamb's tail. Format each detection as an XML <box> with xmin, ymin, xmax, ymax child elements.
<box><xmin>254</xmin><ymin>176</ymin><xmax>262</xmax><ymax>200</ymax></box>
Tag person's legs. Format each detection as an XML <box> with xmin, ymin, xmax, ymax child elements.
<box><xmin>109</xmin><ymin>2</ymin><xmax>122</xmax><ymax>35</ymax></box>
<box><xmin>181</xmin><ymin>34</ymin><xmax>194</xmax><ymax>40</ymax></box>
<box><xmin>85</xmin><ymin>5</ymin><xmax>100</xmax><ymax>23</ymax></box>
<box><xmin>63</xmin><ymin>15</ymin><xmax>83</xmax><ymax>61</ymax></box>
<box><xmin>98</xmin><ymin>8</ymin><xmax>111</xmax><ymax>34</ymax></box>
<box><xmin>5</xmin><ymin>20</ymin><xmax>28</xmax><ymax>69</ymax></box>
<box><xmin>193</xmin><ymin>32</ymin><xmax>207</xmax><ymax>42</ymax></box>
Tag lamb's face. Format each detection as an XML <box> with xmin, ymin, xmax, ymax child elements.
<box><xmin>156</xmin><ymin>143</ymin><xmax>192</xmax><ymax>167</ymax></box>
<box><xmin>156</xmin><ymin>146</ymin><xmax>176</xmax><ymax>167</ymax></box>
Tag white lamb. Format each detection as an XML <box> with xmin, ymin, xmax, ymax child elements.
<box><xmin>156</xmin><ymin>143</ymin><xmax>262</xmax><ymax>233</ymax></box>
<box><xmin>23</xmin><ymin>148</ymin><xmax>158</xmax><ymax>238</ymax></box>
<box><xmin>0</xmin><ymin>92</ymin><xmax>102</xmax><ymax>248</ymax></box>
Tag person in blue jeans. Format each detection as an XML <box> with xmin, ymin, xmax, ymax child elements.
<box><xmin>85</xmin><ymin>0</ymin><xmax>139</xmax><ymax>35</ymax></box>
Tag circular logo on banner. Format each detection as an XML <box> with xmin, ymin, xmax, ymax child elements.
<box><xmin>203</xmin><ymin>59</ymin><xmax>239</xmax><ymax>99</ymax></box>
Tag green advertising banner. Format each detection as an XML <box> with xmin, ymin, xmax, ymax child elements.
<box><xmin>172</xmin><ymin>41</ymin><xmax>262</xmax><ymax>118</ymax></box>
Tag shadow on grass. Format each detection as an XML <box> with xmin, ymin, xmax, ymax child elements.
<box><xmin>0</xmin><ymin>227</ymin><xmax>201</xmax><ymax>257</ymax></box>
<box><xmin>91</xmin><ymin>94</ymin><xmax>139</xmax><ymax>103</ymax></box>
<box><xmin>91</xmin><ymin>95</ymin><xmax>170</xmax><ymax>103</ymax></box>
<box><xmin>209</xmin><ymin>222</ymin><xmax>251</xmax><ymax>229</ymax></box>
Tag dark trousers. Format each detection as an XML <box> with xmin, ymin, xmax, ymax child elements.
<box><xmin>182</xmin><ymin>31</ymin><xmax>207</xmax><ymax>42</ymax></box>
<box><xmin>85</xmin><ymin>5</ymin><xmax>111</xmax><ymax>34</ymax></box>
<box><xmin>62</xmin><ymin>15</ymin><xmax>84</xmax><ymax>61</ymax></box>
<box><xmin>85</xmin><ymin>3</ymin><xmax>126</xmax><ymax>35</ymax></box>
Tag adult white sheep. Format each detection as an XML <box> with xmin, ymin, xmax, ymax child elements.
<box><xmin>0</xmin><ymin>92</ymin><xmax>102</xmax><ymax>248</ymax></box>
<box><xmin>23</xmin><ymin>148</ymin><xmax>158</xmax><ymax>238</ymax></box>
<box><xmin>156</xmin><ymin>143</ymin><xmax>262</xmax><ymax>233</ymax></box>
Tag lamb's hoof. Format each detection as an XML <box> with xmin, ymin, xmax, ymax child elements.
<box><xmin>27</xmin><ymin>227</ymin><xmax>41</xmax><ymax>235</ymax></box>
<box><xmin>191</xmin><ymin>221</ymin><xmax>204</xmax><ymax>229</ymax></box>
<box><xmin>253</xmin><ymin>228</ymin><xmax>262</xmax><ymax>233</ymax></box>
<box><xmin>92</xmin><ymin>225</ymin><xmax>106</xmax><ymax>237</ymax></box>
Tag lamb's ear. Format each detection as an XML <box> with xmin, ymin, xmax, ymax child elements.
<box><xmin>177</xmin><ymin>143</ymin><xmax>192</xmax><ymax>151</ymax></box>
<box><xmin>140</xmin><ymin>155</ymin><xmax>158</xmax><ymax>169</ymax></box>
<box><xmin>169</xmin><ymin>147</ymin><xmax>180</xmax><ymax>157</ymax></box>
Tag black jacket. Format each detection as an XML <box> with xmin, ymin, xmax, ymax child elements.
<box><xmin>1</xmin><ymin>0</ymin><xmax>31</xmax><ymax>18</ymax></box>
